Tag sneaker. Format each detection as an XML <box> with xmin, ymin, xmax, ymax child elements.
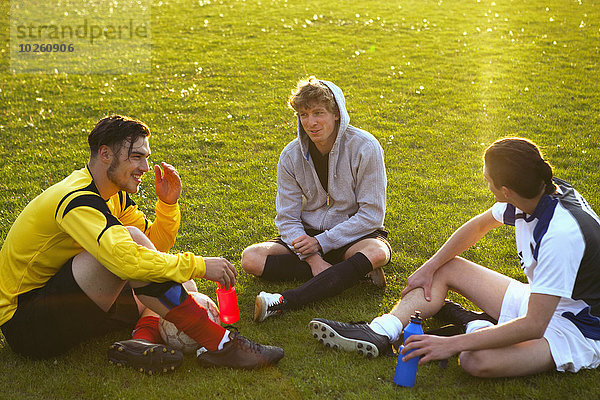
<box><xmin>309</xmin><ymin>318</ymin><xmax>391</xmax><ymax>358</ymax></box>
<box><xmin>254</xmin><ymin>291</ymin><xmax>287</xmax><ymax>322</ymax></box>
<box><xmin>107</xmin><ymin>339</ymin><xmax>183</xmax><ymax>375</ymax></box>
<box><xmin>434</xmin><ymin>300</ymin><xmax>498</xmax><ymax>333</ymax></box>
<box><xmin>366</xmin><ymin>267</ymin><xmax>387</xmax><ymax>288</ymax></box>
<box><xmin>196</xmin><ymin>329</ymin><xmax>284</xmax><ymax>369</ymax></box>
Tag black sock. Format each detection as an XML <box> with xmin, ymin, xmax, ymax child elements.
<box><xmin>260</xmin><ymin>254</ymin><xmax>313</xmax><ymax>282</ymax></box>
<box><xmin>282</xmin><ymin>252</ymin><xmax>373</xmax><ymax>309</ymax></box>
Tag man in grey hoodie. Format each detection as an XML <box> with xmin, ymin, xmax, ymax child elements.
<box><xmin>241</xmin><ymin>77</ymin><xmax>391</xmax><ymax>322</ymax></box>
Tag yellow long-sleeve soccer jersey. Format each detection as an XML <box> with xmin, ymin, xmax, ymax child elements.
<box><xmin>0</xmin><ymin>167</ymin><xmax>206</xmax><ymax>325</ymax></box>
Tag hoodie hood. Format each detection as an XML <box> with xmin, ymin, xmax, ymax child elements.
<box><xmin>297</xmin><ymin>80</ymin><xmax>350</xmax><ymax>158</ymax></box>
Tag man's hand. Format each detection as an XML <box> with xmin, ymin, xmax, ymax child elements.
<box><xmin>306</xmin><ymin>253</ymin><xmax>331</xmax><ymax>276</ymax></box>
<box><xmin>154</xmin><ymin>162</ymin><xmax>182</xmax><ymax>205</ymax></box>
<box><xmin>401</xmin><ymin>334</ymin><xmax>458</xmax><ymax>366</ymax></box>
<box><xmin>401</xmin><ymin>262</ymin><xmax>436</xmax><ymax>301</ymax></box>
<box><xmin>292</xmin><ymin>234</ymin><xmax>321</xmax><ymax>256</ymax></box>
<box><xmin>202</xmin><ymin>257</ymin><xmax>237</xmax><ymax>289</ymax></box>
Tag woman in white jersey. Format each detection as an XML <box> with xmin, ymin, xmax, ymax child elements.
<box><xmin>310</xmin><ymin>137</ymin><xmax>600</xmax><ymax>376</ymax></box>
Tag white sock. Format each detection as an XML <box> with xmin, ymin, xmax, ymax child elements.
<box><xmin>369</xmin><ymin>314</ymin><xmax>404</xmax><ymax>343</ymax></box>
<box><xmin>217</xmin><ymin>330</ymin><xmax>231</xmax><ymax>350</ymax></box>
<box><xmin>196</xmin><ymin>331</ymin><xmax>231</xmax><ymax>356</ymax></box>
<box><xmin>465</xmin><ymin>320</ymin><xmax>494</xmax><ymax>334</ymax></box>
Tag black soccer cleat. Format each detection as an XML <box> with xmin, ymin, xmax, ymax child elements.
<box><xmin>196</xmin><ymin>329</ymin><xmax>284</xmax><ymax>369</ymax></box>
<box><xmin>107</xmin><ymin>339</ymin><xmax>183</xmax><ymax>375</ymax></box>
<box><xmin>433</xmin><ymin>300</ymin><xmax>498</xmax><ymax>333</ymax></box>
<box><xmin>309</xmin><ymin>318</ymin><xmax>392</xmax><ymax>358</ymax></box>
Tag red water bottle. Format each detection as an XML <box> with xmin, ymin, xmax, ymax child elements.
<box><xmin>216</xmin><ymin>283</ymin><xmax>240</xmax><ymax>324</ymax></box>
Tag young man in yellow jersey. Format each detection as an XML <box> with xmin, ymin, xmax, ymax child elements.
<box><xmin>0</xmin><ymin>115</ymin><xmax>283</xmax><ymax>373</ymax></box>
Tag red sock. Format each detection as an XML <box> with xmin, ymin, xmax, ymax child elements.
<box><xmin>164</xmin><ymin>295</ymin><xmax>226</xmax><ymax>351</ymax></box>
<box><xmin>132</xmin><ymin>315</ymin><xmax>163</xmax><ymax>344</ymax></box>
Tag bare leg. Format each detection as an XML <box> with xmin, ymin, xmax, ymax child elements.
<box><xmin>72</xmin><ymin>226</ymin><xmax>184</xmax><ymax>317</ymax></box>
<box><xmin>389</xmin><ymin>257</ymin><xmax>511</xmax><ymax>328</ymax></box>
<box><xmin>241</xmin><ymin>241</ymin><xmax>291</xmax><ymax>276</ymax></box>
<box><xmin>343</xmin><ymin>238</ymin><xmax>390</xmax><ymax>269</ymax></box>
<box><xmin>344</xmin><ymin>238</ymin><xmax>390</xmax><ymax>287</ymax></box>
<box><xmin>385</xmin><ymin>257</ymin><xmax>556</xmax><ymax>377</ymax></box>
<box><xmin>459</xmin><ymin>337</ymin><xmax>555</xmax><ymax>377</ymax></box>
<box><xmin>134</xmin><ymin>278</ymin><xmax>198</xmax><ymax>319</ymax></box>
<box><xmin>71</xmin><ymin>250</ymin><xmax>130</xmax><ymax>312</ymax></box>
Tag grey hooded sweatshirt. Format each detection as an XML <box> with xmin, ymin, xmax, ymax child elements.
<box><xmin>275</xmin><ymin>80</ymin><xmax>387</xmax><ymax>257</ymax></box>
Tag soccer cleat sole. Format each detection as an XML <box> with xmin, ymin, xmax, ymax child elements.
<box><xmin>254</xmin><ymin>294</ymin><xmax>282</xmax><ymax>322</ymax></box>
<box><xmin>309</xmin><ymin>320</ymin><xmax>380</xmax><ymax>358</ymax></box>
<box><xmin>253</xmin><ymin>294</ymin><xmax>267</xmax><ymax>322</ymax></box>
<box><xmin>107</xmin><ymin>340</ymin><xmax>183</xmax><ymax>375</ymax></box>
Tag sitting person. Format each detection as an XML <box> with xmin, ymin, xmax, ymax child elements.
<box><xmin>241</xmin><ymin>77</ymin><xmax>391</xmax><ymax>322</ymax></box>
<box><xmin>0</xmin><ymin>115</ymin><xmax>284</xmax><ymax>373</ymax></box>
<box><xmin>311</xmin><ymin>137</ymin><xmax>600</xmax><ymax>377</ymax></box>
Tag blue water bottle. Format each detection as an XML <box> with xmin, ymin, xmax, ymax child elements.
<box><xmin>394</xmin><ymin>311</ymin><xmax>424</xmax><ymax>387</ymax></box>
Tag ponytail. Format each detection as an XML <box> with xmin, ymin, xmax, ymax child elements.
<box><xmin>537</xmin><ymin>160</ymin><xmax>557</xmax><ymax>195</ymax></box>
<box><xmin>484</xmin><ymin>137</ymin><xmax>555</xmax><ymax>199</ymax></box>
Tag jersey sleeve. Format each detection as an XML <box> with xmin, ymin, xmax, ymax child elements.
<box><xmin>117</xmin><ymin>193</ymin><xmax>180</xmax><ymax>253</ymax></box>
<box><xmin>491</xmin><ymin>202</ymin><xmax>517</xmax><ymax>226</ymax></box>
<box><xmin>56</xmin><ymin>192</ymin><xmax>205</xmax><ymax>282</ymax></box>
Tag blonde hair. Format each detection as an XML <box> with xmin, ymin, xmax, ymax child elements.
<box><xmin>288</xmin><ymin>76</ymin><xmax>338</xmax><ymax>115</ymax></box>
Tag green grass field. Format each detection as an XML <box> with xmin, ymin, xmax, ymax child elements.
<box><xmin>1</xmin><ymin>0</ymin><xmax>599</xmax><ymax>398</ymax></box>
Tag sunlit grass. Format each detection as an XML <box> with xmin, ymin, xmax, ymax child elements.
<box><xmin>1</xmin><ymin>0</ymin><xmax>599</xmax><ymax>398</ymax></box>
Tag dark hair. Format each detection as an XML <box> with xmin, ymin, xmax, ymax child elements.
<box><xmin>88</xmin><ymin>115</ymin><xmax>150</xmax><ymax>159</ymax></box>
<box><xmin>484</xmin><ymin>137</ymin><xmax>556</xmax><ymax>199</ymax></box>
<box><xmin>288</xmin><ymin>76</ymin><xmax>339</xmax><ymax>115</ymax></box>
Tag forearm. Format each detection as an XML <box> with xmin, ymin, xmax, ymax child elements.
<box><xmin>426</xmin><ymin>210</ymin><xmax>500</xmax><ymax>272</ymax></box>
<box><xmin>450</xmin><ymin>317</ymin><xmax>543</xmax><ymax>354</ymax></box>
<box><xmin>442</xmin><ymin>294</ymin><xmax>558</xmax><ymax>355</ymax></box>
<box><xmin>276</xmin><ymin>219</ymin><xmax>306</xmax><ymax>249</ymax></box>
<box><xmin>315</xmin><ymin>207</ymin><xmax>383</xmax><ymax>254</ymax></box>
<box><xmin>274</xmin><ymin>171</ymin><xmax>307</xmax><ymax>255</ymax></box>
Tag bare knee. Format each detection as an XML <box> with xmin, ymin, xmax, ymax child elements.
<box><xmin>459</xmin><ymin>351</ymin><xmax>498</xmax><ymax>378</ymax></box>
<box><xmin>354</xmin><ymin>241</ymin><xmax>390</xmax><ymax>268</ymax></box>
<box><xmin>432</xmin><ymin>257</ymin><xmax>469</xmax><ymax>290</ymax></box>
<box><xmin>183</xmin><ymin>279</ymin><xmax>198</xmax><ymax>292</ymax></box>
<box><xmin>126</xmin><ymin>226</ymin><xmax>144</xmax><ymax>240</ymax></box>
<box><xmin>241</xmin><ymin>245</ymin><xmax>266</xmax><ymax>276</ymax></box>
<box><xmin>367</xmin><ymin>243</ymin><xmax>390</xmax><ymax>268</ymax></box>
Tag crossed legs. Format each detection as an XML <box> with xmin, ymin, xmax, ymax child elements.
<box><xmin>72</xmin><ymin>226</ymin><xmax>227</xmax><ymax>351</ymax></box>
<box><xmin>387</xmin><ymin>257</ymin><xmax>554</xmax><ymax>377</ymax></box>
<box><xmin>241</xmin><ymin>237</ymin><xmax>390</xmax><ymax>277</ymax></box>
<box><xmin>71</xmin><ymin>226</ymin><xmax>187</xmax><ymax>318</ymax></box>
<box><xmin>242</xmin><ymin>237</ymin><xmax>389</xmax><ymax>313</ymax></box>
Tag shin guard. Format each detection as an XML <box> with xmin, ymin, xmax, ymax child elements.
<box><xmin>164</xmin><ymin>295</ymin><xmax>226</xmax><ymax>351</ymax></box>
<box><xmin>134</xmin><ymin>282</ymin><xmax>226</xmax><ymax>351</ymax></box>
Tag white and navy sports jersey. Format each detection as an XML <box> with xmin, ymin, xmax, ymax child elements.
<box><xmin>491</xmin><ymin>178</ymin><xmax>600</xmax><ymax>340</ymax></box>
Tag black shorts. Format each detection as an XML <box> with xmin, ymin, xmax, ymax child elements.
<box><xmin>1</xmin><ymin>258</ymin><xmax>139</xmax><ymax>359</ymax></box>
<box><xmin>270</xmin><ymin>228</ymin><xmax>391</xmax><ymax>265</ymax></box>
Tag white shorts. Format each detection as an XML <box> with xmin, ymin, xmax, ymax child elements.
<box><xmin>500</xmin><ymin>280</ymin><xmax>600</xmax><ymax>372</ymax></box>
